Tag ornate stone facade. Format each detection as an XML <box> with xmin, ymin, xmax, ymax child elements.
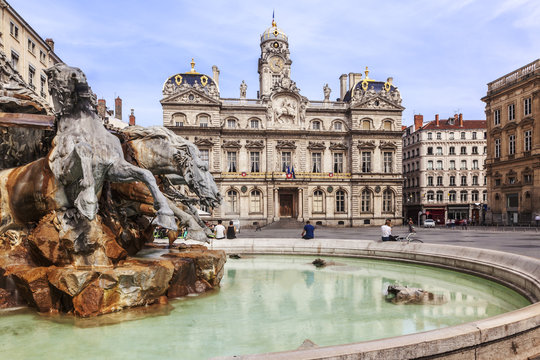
<box><xmin>482</xmin><ymin>59</ymin><xmax>539</xmax><ymax>225</ymax></box>
<box><xmin>162</xmin><ymin>20</ymin><xmax>404</xmax><ymax>227</ymax></box>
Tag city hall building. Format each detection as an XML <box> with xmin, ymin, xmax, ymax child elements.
<box><xmin>162</xmin><ymin>19</ymin><xmax>404</xmax><ymax>227</ymax></box>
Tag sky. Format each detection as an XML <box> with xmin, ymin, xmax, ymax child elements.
<box><xmin>10</xmin><ymin>0</ymin><xmax>540</xmax><ymax>127</ymax></box>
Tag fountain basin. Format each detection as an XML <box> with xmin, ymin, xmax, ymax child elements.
<box><xmin>209</xmin><ymin>238</ymin><xmax>540</xmax><ymax>360</ymax></box>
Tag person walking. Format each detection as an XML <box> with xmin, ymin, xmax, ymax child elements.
<box><xmin>408</xmin><ymin>218</ymin><xmax>415</xmax><ymax>233</ymax></box>
<box><xmin>214</xmin><ymin>220</ymin><xmax>226</xmax><ymax>240</ymax></box>
<box><xmin>226</xmin><ymin>220</ymin><xmax>237</xmax><ymax>239</ymax></box>
<box><xmin>381</xmin><ymin>219</ymin><xmax>394</xmax><ymax>241</ymax></box>
<box><xmin>301</xmin><ymin>220</ymin><xmax>315</xmax><ymax>240</ymax></box>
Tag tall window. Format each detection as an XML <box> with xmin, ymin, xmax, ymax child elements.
<box><xmin>281</xmin><ymin>151</ymin><xmax>291</xmax><ymax>172</ymax></box>
<box><xmin>483</xmin><ymin>191</ymin><xmax>487</xmax><ymax>202</ymax></box>
<box><xmin>249</xmin><ymin>190</ymin><xmax>262</xmax><ymax>213</ymax></box>
<box><xmin>427</xmin><ymin>191</ymin><xmax>434</xmax><ymax>201</ymax></box>
<box><xmin>472</xmin><ymin>160</ymin><xmax>479</xmax><ymax>169</ymax></box>
<box><xmin>199</xmin><ymin>115</ymin><xmax>209</xmax><ymax>127</ymax></box>
<box><xmin>28</xmin><ymin>65</ymin><xmax>35</xmax><ymax>89</ymax></box>
<box><xmin>494</xmin><ymin>109</ymin><xmax>501</xmax><ymax>125</ymax></box>
<box><xmin>460</xmin><ymin>132</ymin><xmax>466</xmax><ymax>140</ymax></box>
<box><xmin>226</xmin><ymin>151</ymin><xmax>237</xmax><ymax>172</ymax></box>
<box><xmin>250</xmin><ymin>119</ymin><xmax>259</xmax><ymax>129</ymax></box>
<box><xmin>524</xmin><ymin>130</ymin><xmax>532</xmax><ymax>152</ymax></box>
<box><xmin>449</xmin><ymin>132</ymin><xmax>454</xmax><ymax>140</ymax></box>
<box><xmin>436</xmin><ymin>132</ymin><xmax>441</xmax><ymax>140</ymax></box>
<box><xmin>199</xmin><ymin>149</ymin><xmax>209</xmax><ymax>166</ymax></box>
<box><xmin>361</xmin><ymin>190</ymin><xmax>371</xmax><ymax>212</ymax></box>
<box><xmin>361</xmin><ymin>152</ymin><xmax>371</xmax><ymax>173</ymax></box>
<box><xmin>312</xmin><ymin>121</ymin><xmax>321</xmax><ymax>130</ymax></box>
<box><xmin>509</xmin><ymin>134</ymin><xmax>515</xmax><ymax>155</ymax></box>
<box><xmin>313</xmin><ymin>190</ymin><xmax>324</xmax><ymax>213</ymax></box>
<box><xmin>508</xmin><ymin>104</ymin><xmax>515</xmax><ymax>121</ymax></box>
<box><xmin>460</xmin><ymin>146</ymin><xmax>467</xmax><ymax>155</ymax></box>
<box><xmin>437</xmin><ymin>176</ymin><xmax>443</xmax><ymax>186</ymax></box>
<box><xmin>39</xmin><ymin>50</ymin><xmax>47</xmax><ymax>64</ymax></box>
<box><xmin>460</xmin><ymin>191</ymin><xmax>468</xmax><ymax>202</ymax></box>
<box><xmin>450</xmin><ymin>176</ymin><xmax>456</xmax><ymax>186</ymax></box>
<box><xmin>311</xmin><ymin>152</ymin><xmax>322</xmax><ymax>173</ymax></box>
<box><xmin>436</xmin><ymin>160</ymin><xmax>443</xmax><ymax>170</ymax></box>
<box><xmin>427</xmin><ymin>160</ymin><xmax>433</xmax><ymax>170</ymax></box>
<box><xmin>495</xmin><ymin>138</ymin><xmax>501</xmax><ymax>158</ymax></box>
<box><xmin>382</xmin><ymin>190</ymin><xmax>393</xmax><ymax>212</ymax></box>
<box><xmin>335</xmin><ymin>190</ymin><xmax>346</xmax><ymax>213</ymax></box>
<box><xmin>449</xmin><ymin>191</ymin><xmax>456</xmax><ymax>202</ymax></box>
<box><xmin>9</xmin><ymin>21</ymin><xmax>19</xmax><ymax>39</ymax></box>
<box><xmin>427</xmin><ymin>132</ymin><xmax>432</xmax><ymax>140</ymax></box>
<box><xmin>524</xmin><ymin>98</ymin><xmax>532</xmax><ymax>116</ymax></box>
<box><xmin>461</xmin><ymin>175</ymin><xmax>467</xmax><ymax>186</ymax></box>
<box><xmin>436</xmin><ymin>191</ymin><xmax>443</xmax><ymax>202</ymax></box>
<box><xmin>40</xmin><ymin>75</ymin><xmax>46</xmax><ymax>98</ymax></box>
<box><xmin>472</xmin><ymin>146</ymin><xmax>478</xmax><ymax>154</ymax></box>
<box><xmin>250</xmin><ymin>151</ymin><xmax>260</xmax><ymax>172</ymax></box>
<box><xmin>472</xmin><ymin>191</ymin><xmax>479</xmax><ymax>202</ymax></box>
<box><xmin>436</xmin><ymin>147</ymin><xmax>443</xmax><ymax>155</ymax></box>
<box><xmin>472</xmin><ymin>132</ymin><xmax>477</xmax><ymax>140</ymax></box>
<box><xmin>427</xmin><ymin>176</ymin><xmax>434</xmax><ymax>186</ymax></box>
<box><xmin>227</xmin><ymin>190</ymin><xmax>238</xmax><ymax>213</ymax></box>
<box><xmin>472</xmin><ymin>175</ymin><xmax>479</xmax><ymax>185</ymax></box>
<box><xmin>383</xmin><ymin>152</ymin><xmax>392</xmax><ymax>173</ymax></box>
<box><xmin>427</xmin><ymin>147</ymin><xmax>433</xmax><ymax>155</ymax></box>
<box><xmin>27</xmin><ymin>38</ymin><xmax>36</xmax><ymax>54</ymax></box>
<box><xmin>334</xmin><ymin>122</ymin><xmax>342</xmax><ymax>130</ymax></box>
<box><xmin>10</xmin><ymin>51</ymin><xmax>19</xmax><ymax>70</ymax></box>
<box><xmin>333</xmin><ymin>153</ymin><xmax>343</xmax><ymax>173</ymax></box>
<box><xmin>449</xmin><ymin>160</ymin><xmax>455</xmax><ymax>170</ymax></box>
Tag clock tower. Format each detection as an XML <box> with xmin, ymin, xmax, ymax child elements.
<box><xmin>258</xmin><ymin>18</ymin><xmax>291</xmax><ymax>98</ymax></box>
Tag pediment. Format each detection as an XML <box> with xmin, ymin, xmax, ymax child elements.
<box><xmin>276</xmin><ymin>140</ymin><xmax>297</xmax><ymax>149</ymax></box>
<box><xmin>161</xmin><ymin>89</ymin><xmax>221</xmax><ymax>105</ymax></box>
<box><xmin>357</xmin><ymin>140</ymin><xmax>376</xmax><ymax>149</ymax></box>
<box><xmin>520</xmin><ymin>117</ymin><xmax>534</xmax><ymax>127</ymax></box>
<box><xmin>502</xmin><ymin>121</ymin><xmax>518</xmax><ymax>131</ymax></box>
<box><xmin>329</xmin><ymin>142</ymin><xmax>348</xmax><ymax>151</ymax></box>
<box><xmin>245</xmin><ymin>140</ymin><xmax>265</xmax><ymax>149</ymax></box>
<box><xmin>490</xmin><ymin>127</ymin><xmax>502</xmax><ymax>136</ymax></box>
<box><xmin>222</xmin><ymin>140</ymin><xmax>242</xmax><ymax>149</ymax></box>
<box><xmin>194</xmin><ymin>138</ymin><xmax>214</xmax><ymax>147</ymax></box>
<box><xmin>380</xmin><ymin>141</ymin><xmax>398</xmax><ymax>150</ymax></box>
<box><xmin>307</xmin><ymin>141</ymin><xmax>326</xmax><ymax>150</ymax></box>
<box><xmin>351</xmin><ymin>95</ymin><xmax>404</xmax><ymax>111</ymax></box>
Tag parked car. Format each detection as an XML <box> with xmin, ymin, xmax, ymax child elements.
<box><xmin>424</xmin><ymin>219</ymin><xmax>436</xmax><ymax>228</ymax></box>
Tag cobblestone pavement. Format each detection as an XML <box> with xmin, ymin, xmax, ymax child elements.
<box><xmin>234</xmin><ymin>225</ymin><xmax>540</xmax><ymax>259</ymax></box>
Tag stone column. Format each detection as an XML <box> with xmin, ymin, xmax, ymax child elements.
<box><xmin>274</xmin><ymin>188</ymin><xmax>280</xmax><ymax>221</ymax></box>
<box><xmin>298</xmin><ymin>188</ymin><xmax>303</xmax><ymax>222</ymax></box>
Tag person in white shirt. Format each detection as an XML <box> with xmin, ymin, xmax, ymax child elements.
<box><xmin>214</xmin><ymin>220</ymin><xmax>226</xmax><ymax>240</ymax></box>
<box><xmin>381</xmin><ymin>219</ymin><xmax>393</xmax><ymax>241</ymax></box>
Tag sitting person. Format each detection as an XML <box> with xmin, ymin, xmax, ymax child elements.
<box><xmin>301</xmin><ymin>221</ymin><xmax>315</xmax><ymax>240</ymax></box>
<box><xmin>381</xmin><ymin>219</ymin><xmax>396</xmax><ymax>241</ymax></box>
<box><xmin>226</xmin><ymin>220</ymin><xmax>237</xmax><ymax>239</ymax></box>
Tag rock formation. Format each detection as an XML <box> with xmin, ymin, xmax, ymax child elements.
<box><xmin>386</xmin><ymin>285</ymin><xmax>446</xmax><ymax>305</ymax></box>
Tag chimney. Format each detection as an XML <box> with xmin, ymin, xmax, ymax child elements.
<box><xmin>97</xmin><ymin>99</ymin><xmax>106</xmax><ymax>118</ymax></box>
<box><xmin>348</xmin><ymin>72</ymin><xmax>354</xmax><ymax>91</ymax></box>
<box><xmin>129</xmin><ymin>109</ymin><xmax>136</xmax><ymax>126</ymax></box>
<box><xmin>115</xmin><ymin>96</ymin><xmax>122</xmax><ymax>120</ymax></box>
<box><xmin>414</xmin><ymin>114</ymin><xmax>423</xmax><ymax>131</ymax></box>
<box><xmin>459</xmin><ymin>113</ymin><xmax>463</xmax><ymax>127</ymax></box>
<box><xmin>339</xmin><ymin>74</ymin><xmax>347</xmax><ymax>100</ymax></box>
<box><xmin>45</xmin><ymin>38</ymin><xmax>54</xmax><ymax>52</ymax></box>
<box><xmin>435</xmin><ymin>114</ymin><xmax>439</xmax><ymax>127</ymax></box>
<box><xmin>212</xmin><ymin>65</ymin><xmax>220</xmax><ymax>87</ymax></box>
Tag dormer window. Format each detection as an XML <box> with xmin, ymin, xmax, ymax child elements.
<box><xmin>227</xmin><ymin>119</ymin><xmax>236</xmax><ymax>129</ymax></box>
<box><xmin>198</xmin><ymin>114</ymin><xmax>209</xmax><ymax>127</ymax></box>
<box><xmin>312</xmin><ymin>120</ymin><xmax>321</xmax><ymax>130</ymax></box>
<box><xmin>250</xmin><ymin>119</ymin><xmax>259</xmax><ymax>129</ymax></box>
<box><xmin>333</xmin><ymin>122</ymin><xmax>342</xmax><ymax>130</ymax></box>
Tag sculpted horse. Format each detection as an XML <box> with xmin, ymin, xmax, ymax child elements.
<box><xmin>0</xmin><ymin>64</ymin><xmax>177</xmax><ymax>233</ymax></box>
<box><xmin>116</xmin><ymin>126</ymin><xmax>221</xmax><ymax>242</ymax></box>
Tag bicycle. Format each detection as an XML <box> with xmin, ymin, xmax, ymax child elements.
<box><xmin>393</xmin><ymin>232</ymin><xmax>423</xmax><ymax>243</ymax></box>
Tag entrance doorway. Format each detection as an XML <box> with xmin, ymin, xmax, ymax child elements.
<box><xmin>279</xmin><ymin>194</ymin><xmax>293</xmax><ymax>217</ymax></box>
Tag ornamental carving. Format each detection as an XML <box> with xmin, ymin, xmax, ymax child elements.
<box><xmin>245</xmin><ymin>140</ymin><xmax>265</xmax><ymax>149</ymax></box>
<box><xmin>351</xmin><ymin>85</ymin><xmax>402</xmax><ymax>109</ymax></box>
<box><xmin>222</xmin><ymin>140</ymin><xmax>242</xmax><ymax>149</ymax></box>
<box><xmin>380</xmin><ymin>141</ymin><xmax>398</xmax><ymax>150</ymax></box>
<box><xmin>194</xmin><ymin>138</ymin><xmax>214</xmax><ymax>147</ymax></box>
<box><xmin>329</xmin><ymin>142</ymin><xmax>348</xmax><ymax>151</ymax></box>
<box><xmin>276</xmin><ymin>140</ymin><xmax>296</xmax><ymax>149</ymax></box>
<box><xmin>357</xmin><ymin>140</ymin><xmax>376</xmax><ymax>149</ymax></box>
<box><xmin>275</xmin><ymin>96</ymin><xmax>297</xmax><ymax>124</ymax></box>
<box><xmin>307</xmin><ymin>141</ymin><xmax>326</xmax><ymax>150</ymax></box>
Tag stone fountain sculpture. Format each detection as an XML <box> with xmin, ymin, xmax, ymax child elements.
<box><xmin>0</xmin><ymin>64</ymin><xmax>225</xmax><ymax>316</ymax></box>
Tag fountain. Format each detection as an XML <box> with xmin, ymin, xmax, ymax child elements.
<box><xmin>0</xmin><ymin>62</ymin><xmax>225</xmax><ymax>316</ymax></box>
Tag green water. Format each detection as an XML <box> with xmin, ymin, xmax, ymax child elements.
<box><xmin>0</xmin><ymin>255</ymin><xmax>530</xmax><ymax>359</ymax></box>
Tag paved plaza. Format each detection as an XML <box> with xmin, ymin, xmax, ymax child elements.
<box><xmin>231</xmin><ymin>224</ymin><xmax>540</xmax><ymax>259</ymax></box>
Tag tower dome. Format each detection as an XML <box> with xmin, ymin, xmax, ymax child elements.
<box><xmin>260</xmin><ymin>19</ymin><xmax>288</xmax><ymax>44</ymax></box>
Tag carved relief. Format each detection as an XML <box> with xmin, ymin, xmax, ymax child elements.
<box><xmin>222</xmin><ymin>140</ymin><xmax>242</xmax><ymax>149</ymax></box>
<box><xmin>274</xmin><ymin>96</ymin><xmax>297</xmax><ymax>124</ymax></box>
<box><xmin>329</xmin><ymin>142</ymin><xmax>348</xmax><ymax>151</ymax></box>
<box><xmin>307</xmin><ymin>141</ymin><xmax>326</xmax><ymax>150</ymax></box>
<box><xmin>194</xmin><ymin>138</ymin><xmax>214</xmax><ymax>147</ymax></box>
<box><xmin>276</xmin><ymin>140</ymin><xmax>296</xmax><ymax>149</ymax></box>
<box><xmin>245</xmin><ymin>140</ymin><xmax>265</xmax><ymax>149</ymax></box>
<box><xmin>357</xmin><ymin>140</ymin><xmax>376</xmax><ymax>149</ymax></box>
<box><xmin>380</xmin><ymin>141</ymin><xmax>398</xmax><ymax>150</ymax></box>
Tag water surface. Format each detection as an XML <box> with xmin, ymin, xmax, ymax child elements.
<box><xmin>0</xmin><ymin>255</ymin><xmax>530</xmax><ymax>359</ymax></box>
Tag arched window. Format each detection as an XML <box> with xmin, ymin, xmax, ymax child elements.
<box><xmin>312</xmin><ymin>120</ymin><xmax>321</xmax><ymax>130</ymax></box>
<box><xmin>172</xmin><ymin>112</ymin><xmax>186</xmax><ymax>127</ymax></box>
<box><xmin>227</xmin><ymin>119</ymin><xmax>237</xmax><ymax>129</ymax></box>
<box><xmin>362</xmin><ymin>120</ymin><xmax>371</xmax><ymax>130</ymax></box>
<box><xmin>361</xmin><ymin>189</ymin><xmax>371</xmax><ymax>212</ymax></box>
<box><xmin>333</xmin><ymin>121</ymin><xmax>342</xmax><ymax>131</ymax></box>
<box><xmin>383</xmin><ymin>120</ymin><xmax>392</xmax><ymax>130</ymax></box>
<box><xmin>198</xmin><ymin>114</ymin><xmax>209</xmax><ymax>127</ymax></box>
<box><xmin>335</xmin><ymin>190</ymin><xmax>346</xmax><ymax>213</ymax></box>
<box><xmin>249</xmin><ymin>190</ymin><xmax>262</xmax><ymax>213</ymax></box>
<box><xmin>382</xmin><ymin>190</ymin><xmax>393</xmax><ymax>212</ymax></box>
<box><xmin>313</xmin><ymin>190</ymin><xmax>324</xmax><ymax>213</ymax></box>
<box><xmin>250</xmin><ymin>119</ymin><xmax>260</xmax><ymax>129</ymax></box>
<box><xmin>226</xmin><ymin>190</ymin><xmax>239</xmax><ymax>213</ymax></box>
<box><xmin>427</xmin><ymin>191</ymin><xmax>434</xmax><ymax>201</ymax></box>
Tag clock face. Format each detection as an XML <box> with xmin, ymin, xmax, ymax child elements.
<box><xmin>269</xmin><ymin>56</ymin><xmax>284</xmax><ymax>73</ymax></box>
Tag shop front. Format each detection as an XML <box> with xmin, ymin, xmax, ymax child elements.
<box><xmin>423</xmin><ymin>207</ymin><xmax>446</xmax><ymax>226</ymax></box>
<box><xmin>448</xmin><ymin>205</ymin><xmax>470</xmax><ymax>222</ymax></box>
